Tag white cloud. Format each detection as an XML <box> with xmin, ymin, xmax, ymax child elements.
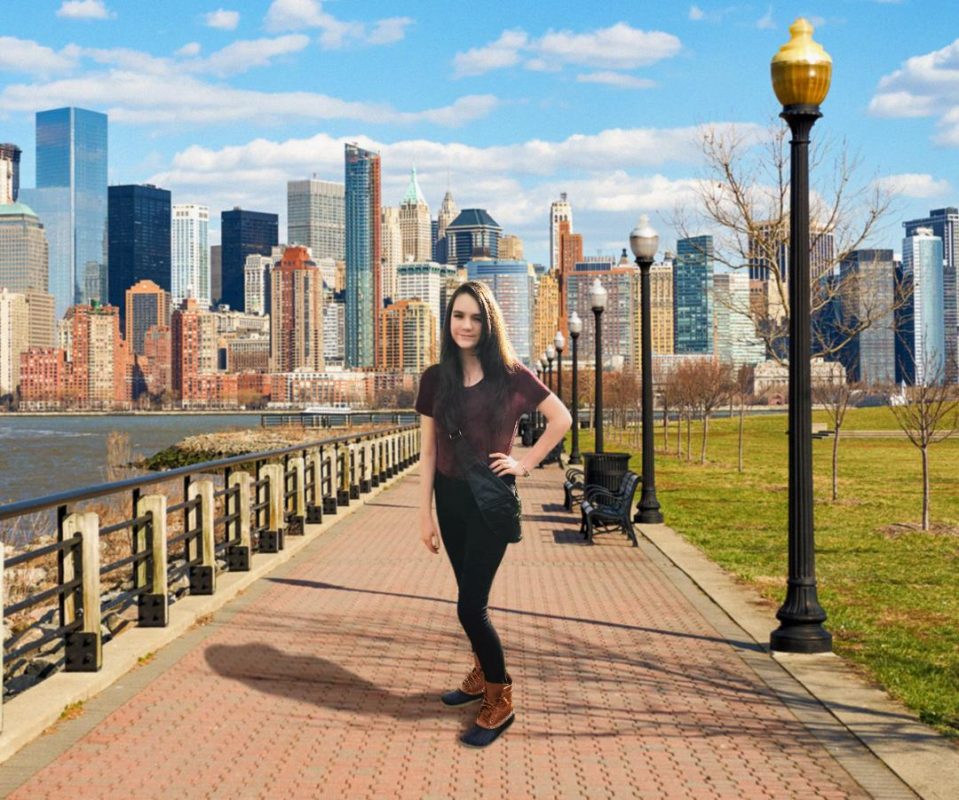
<box><xmin>176</xmin><ymin>42</ymin><xmax>202</xmax><ymax>58</ymax></box>
<box><xmin>57</xmin><ymin>0</ymin><xmax>115</xmax><ymax>20</ymax></box>
<box><xmin>870</xmin><ymin>38</ymin><xmax>959</xmax><ymax>145</ymax></box>
<box><xmin>453</xmin><ymin>30</ymin><xmax>527</xmax><ymax>78</ymax></box>
<box><xmin>452</xmin><ymin>22</ymin><xmax>680</xmax><ymax>78</ymax></box>
<box><xmin>195</xmin><ymin>35</ymin><xmax>310</xmax><ymax>77</ymax></box>
<box><xmin>204</xmin><ymin>9</ymin><xmax>240</xmax><ymax>31</ymax></box>
<box><xmin>0</xmin><ymin>37</ymin><xmax>78</xmax><ymax>75</ymax></box>
<box><xmin>689</xmin><ymin>5</ymin><xmax>705</xmax><ymax>21</ymax></box>
<box><xmin>264</xmin><ymin>0</ymin><xmax>412</xmax><ymax>48</ymax></box>
<box><xmin>873</xmin><ymin>173</ymin><xmax>951</xmax><ymax>199</ymax></box>
<box><xmin>576</xmin><ymin>72</ymin><xmax>655</xmax><ymax>90</ymax></box>
<box><xmin>756</xmin><ymin>7</ymin><xmax>775</xmax><ymax>30</ymax></box>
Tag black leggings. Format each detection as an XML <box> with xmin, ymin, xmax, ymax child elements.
<box><xmin>434</xmin><ymin>471</ymin><xmax>510</xmax><ymax>684</ymax></box>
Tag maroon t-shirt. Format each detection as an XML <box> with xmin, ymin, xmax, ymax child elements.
<box><xmin>415</xmin><ymin>363</ymin><xmax>550</xmax><ymax>478</ymax></box>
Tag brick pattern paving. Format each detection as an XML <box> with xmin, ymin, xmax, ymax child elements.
<box><xmin>7</xmin><ymin>466</ymin><xmax>867</xmax><ymax>799</ymax></box>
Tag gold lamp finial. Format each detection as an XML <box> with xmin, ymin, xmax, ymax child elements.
<box><xmin>771</xmin><ymin>17</ymin><xmax>832</xmax><ymax>107</ymax></box>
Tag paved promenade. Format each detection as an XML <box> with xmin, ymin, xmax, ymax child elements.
<box><xmin>0</xmin><ymin>463</ymin><xmax>915</xmax><ymax>799</ymax></box>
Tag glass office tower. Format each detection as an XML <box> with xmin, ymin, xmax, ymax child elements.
<box><xmin>221</xmin><ymin>208</ymin><xmax>278</xmax><ymax>312</ymax></box>
<box><xmin>674</xmin><ymin>235</ymin><xmax>714</xmax><ymax>354</ymax></box>
<box><xmin>22</xmin><ymin>108</ymin><xmax>108</xmax><ymax>319</ymax></box>
<box><xmin>344</xmin><ymin>143</ymin><xmax>381</xmax><ymax>368</ymax></box>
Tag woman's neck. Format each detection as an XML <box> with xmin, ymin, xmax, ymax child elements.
<box><xmin>459</xmin><ymin>351</ymin><xmax>482</xmax><ymax>383</ymax></box>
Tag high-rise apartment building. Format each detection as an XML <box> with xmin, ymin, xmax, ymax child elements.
<box><xmin>344</xmin><ymin>143</ymin><xmax>381</xmax><ymax>368</ymax></box>
<box><xmin>904</xmin><ymin>208</ymin><xmax>958</xmax><ymax>382</ymax></box>
<box><xmin>221</xmin><ymin>208</ymin><xmax>278</xmax><ymax>312</ymax></box>
<box><xmin>466</xmin><ymin>259</ymin><xmax>536</xmax><ymax>364</ymax></box>
<box><xmin>287</xmin><ymin>179</ymin><xmax>345</xmax><ymax>261</ymax></box>
<box><xmin>713</xmin><ymin>271</ymin><xmax>766</xmax><ymax>368</ymax></box>
<box><xmin>557</xmin><ymin>219</ymin><xmax>583</xmax><ymax>335</ymax></box>
<box><xmin>748</xmin><ymin>224</ymin><xmax>836</xmax><ymax>284</ymax></box>
<box><xmin>674</xmin><ymin>236</ymin><xmax>715</xmax><ymax>354</ymax></box>
<box><xmin>63</xmin><ymin>302</ymin><xmax>128</xmax><ymax>408</ymax></box>
<box><xmin>0</xmin><ymin>202</ymin><xmax>49</xmax><ymax>293</ymax></box>
<box><xmin>171</xmin><ymin>297</ymin><xmax>219</xmax><ymax>401</ymax></box>
<box><xmin>650</xmin><ymin>262</ymin><xmax>674</xmax><ymax>355</ymax></box>
<box><xmin>172</xmin><ymin>204</ymin><xmax>210</xmax><ymax>308</ymax></box>
<box><xmin>566</xmin><ymin>267</ymin><xmax>640</xmax><ymax>371</ymax></box>
<box><xmin>0</xmin><ymin>288</ymin><xmax>28</xmax><ymax>397</ymax></box>
<box><xmin>381</xmin><ymin>206</ymin><xmax>402</xmax><ymax>305</ymax></box>
<box><xmin>379</xmin><ymin>299</ymin><xmax>437</xmax><ymax>373</ymax></box>
<box><xmin>834</xmin><ymin>250</ymin><xmax>896</xmax><ymax>384</ymax></box>
<box><xmin>532</xmin><ymin>270</ymin><xmax>559</xmax><ymax>364</ymax></box>
<box><xmin>898</xmin><ymin>228</ymin><xmax>945</xmax><ymax>385</ymax></box>
<box><xmin>107</xmin><ymin>184</ymin><xmax>171</xmax><ymax>327</ymax></box>
<box><xmin>125</xmin><ymin>279</ymin><xmax>170</xmax><ymax>356</ymax></box>
<box><xmin>270</xmin><ymin>245</ymin><xmax>324</xmax><ymax>373</ymax></box>
<box><xmin>0</xmin><ymin>143</ymin><xmax>21</xmax><ymax>204</ymax></box>
<box><xmin>324</xmin><ymin>296</ymin><xmax>345</xmax><ymax>367</ymax></box>
<box><xmin>499</xmin><ymin>234</ymin><xmax>524</xmax><ymax>261</ymax></box>
<box><xmin>244</xmin><ymin>254</ymin><xmax>272</xmax><ymax>316</ymax></box>
<box><xmin>399</xmin><ymin>167</ymin><xmax>432</xmax><ymax>263</ymax></box>
<box><xmin>550</xmin><ymin>193</ymin><xmax>573</xmax><ymax>271</ymax></box>
<box><xmin>21</xmin><ymin>107</ymin><xmax>108</xmax><ymax>316</ymax></box>
<box><xmin>396</xmin><ymin>261</ymin><xmax>455</xmax><ymax>343</ymax></box>
<box><xmin>445</xmin><ymin>209</ymin><xmax>501</xmax><ymax>268</ymax></box>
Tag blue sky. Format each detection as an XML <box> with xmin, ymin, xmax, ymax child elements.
<box><xmin>1</xmin><ymin>0</ymin><xmax>958</xmax><ymax>264</ymax></box>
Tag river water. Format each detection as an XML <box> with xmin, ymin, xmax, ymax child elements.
<box><xmin>0</xmin><ymin>414</ymin><xmax>259</xmax><ymax>506</ymax></box>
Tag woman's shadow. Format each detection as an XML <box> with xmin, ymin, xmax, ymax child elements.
<box><xmin>204</xmin><ymin>642</ymin><xmax>468</xmax><ymax>723</ymax></box>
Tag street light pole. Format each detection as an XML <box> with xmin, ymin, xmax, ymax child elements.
<box><xmin>546</xmin><ymin>346</ymin><xmax>555</xmax><ymax>394</ymax></box>
<box><xmin>770</xmin><ymin>18</ymin><xmax>833</xmax><ymax>654</ymax></box>
<box><xmin>554</xmin><ymin>331</ymin><xmax>566</xmax><ymax>457</ymax></box>
<box><xmin>630</xmin><ymin>215</ymin><xmax>664</xmax><ymax>524</ymax></box>
<box><xmin>569</xmin><ymin>313</ymin><xmax>582</xmax><ymax>464</ymax></box>
<box><xmin>590</xmin><ymin>278</ymin><xmax>607</xmax><ymax>454</ymax></box>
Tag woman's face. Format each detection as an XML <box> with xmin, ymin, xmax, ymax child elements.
<box><xmin>450</xmin><ymin>292</ymin><xmax>484</xmax><ymax>352</ymax></box>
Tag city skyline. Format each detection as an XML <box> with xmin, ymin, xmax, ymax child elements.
<box><xmin>1</xmin><ymin>2</ymin><xmax>958</xmax><ymax>264</ymax></box>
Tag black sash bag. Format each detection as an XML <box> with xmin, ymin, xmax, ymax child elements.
<box><xmin>449</xmin><ymin>430</ymin><xmax>523</xmax><ymax>544</ymax></box>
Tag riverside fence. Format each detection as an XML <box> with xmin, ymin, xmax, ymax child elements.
<box><xmin>0</xmin><ymin>424</ymin><xmax>420</xmax><ymax>727</ymax></box>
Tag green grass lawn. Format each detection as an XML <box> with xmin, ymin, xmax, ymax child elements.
<box><xmin>572</xmin><ymin>406</ymin><xmax>959</xmax><ymax>739</ymax></box>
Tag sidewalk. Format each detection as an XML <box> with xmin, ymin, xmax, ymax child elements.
<box><xmin>0</xmin><ymin>463</ymin><xmax>919</xmax><ymax>799</ymax></box>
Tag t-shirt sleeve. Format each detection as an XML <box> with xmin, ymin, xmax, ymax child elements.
<box><xmin>415</xmin><ymin>365</ymin><xmax>438</xmax><ymax>416</ymax></box>
<box><xmin>513</xmin><ymin>364</ymin><xmax>551</xmax><ymax>410</ymax></box>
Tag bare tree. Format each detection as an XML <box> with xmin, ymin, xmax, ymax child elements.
<box><xmin>886</xmin><ymin>367</ymin><xmax>959</xmax><ymax>531</ymax></box>
<box><xmin>675</xmin><ymin>123</ymin><xmax>901</xmax><ymax>362</ymax></box>
<box><xmin>692</xmin><ymin>360</ymin><xmax>733</xmax><ymax>464</ymax></box>
<box><xmin>813</xmin><ymin>380</ymin><xmax>862</xmax><ymax>501</ymax></box>
<box><xmin>657</xmin><ymin>368</ymin><xmax>679</xmax><ymax>454</ymax></box>
<box><xmin>735</xmin><ymin>365</ymin><xmax>754</xmax><ymax>473</ymax></box>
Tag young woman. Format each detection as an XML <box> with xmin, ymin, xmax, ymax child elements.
<box><xmin>416</xmin><ymin>280</ymin><xmax>572</xmax><ymax>748</ymax></box>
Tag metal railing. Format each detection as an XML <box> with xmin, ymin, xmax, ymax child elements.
<box><xmin>0</xmin><ymin>423</ymin><xmax>421</xmax><ymax>713</ymax></box>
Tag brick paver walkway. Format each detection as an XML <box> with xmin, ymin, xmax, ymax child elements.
<box><xmin>4</xmin><ymin>465</ymin><xmax>877</xmax><ymax>799</ymax></box>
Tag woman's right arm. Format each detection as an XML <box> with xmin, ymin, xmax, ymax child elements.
<box><xmin>418</xmin><ymin>415</ymin><xmax>440</xmax><ymax>554</ymax></box>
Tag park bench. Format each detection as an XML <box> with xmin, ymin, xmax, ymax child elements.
<box><xmin>580</xmin><ymin>471</ymin><xmax>641</xmax><ymax>546</ymax></box>
<box><xmin>562</xmin><ymin>466</ymin><xmax>585</xmax><ymax>510</ymax></box>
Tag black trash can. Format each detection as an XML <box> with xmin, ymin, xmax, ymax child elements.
<box><xmin>581</xmin><ymin>452</ymin><xmax>631</xmax><ymax>493</ymax></box>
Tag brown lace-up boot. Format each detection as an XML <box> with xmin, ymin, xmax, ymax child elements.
<box><xmin>441</xmin><ymin>654</ymin><xmax>486</xmax><ymax>706</ymax></box>
<box><xmin>459</xmin><ymin>678</ymin><xmax>514</xmax><ymax>748</ymax></box>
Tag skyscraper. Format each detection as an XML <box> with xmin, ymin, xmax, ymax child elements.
<box><xmin>381</xmin><ymin>206</ymin><xmax>402</xmax><ymax>306</ymax></box>
<box><xmin>270</xmin><ymin>245</ymin><xmax>324</xmax><ymax>373</ymax></box>
<box><xmin>125</xmin><ymin>279</ymin><xmax>170</xmax><ymax>356</ymax></box>
<box><xmin>550</xmin><ymin>193</ymin><xmax>573</xmax><ymax>271</ymax></box>
<box><xmin>21</xmin><ymin>108</ymin><xmax>108</xmax><ymax>317</ymax></box>
<box><xmin>904</xmin><ymin>208</ymin><xmax>958</xmax><ymax>382</ymax></box>
<box><xmin>396</xmin><ymin>260</ymin><xmax>455</xmax><ymax>343</ymax></box>
<box><xmin>171</xmin><ymin>297</ymin><xmax>219</xmax><ymax>403</ymax></box>
<box><xmin>0</xmin><ymin>288</ymin><xmax>28</xmax><ymax>397</ymax></box>
<box><xmin>107</xmin><ymin>184</ymin><xmax>171</xmax><ymax>327</ymax></box>
<box><xmin>210</xmin><ymin>244</ymin><xmax>222</xmax><ymax>306</ymax></box>
<box><xmin>466</xmin><ymin>259</ymin><xmax>536</xmax><ymax>364</ymax></box>
<box><xmin>532</xmin><ymin>269</ymin><xmax>559</xmax><ymax>363</ymax></box>
<box><xmin>344</xmin><ymin>143</ymin><xmax>381</xmax><ymax>367</ymax></box>
<box><xmin>379</xmin><ymin>299</ymin><xmax>436</xmax><ymax>373</ymax></box>
<box><xmin>445</xmin><ymin>209</ymin><xmax>501</xmax><ymax>268</ymax></box>
<box><xmin>287</xmin><ymin>179</ymin><xmax>345</xmax><ymax>261</ymax></box>
<box><xmin>899</xmin><ymin>228</ymin><xmax>945</xmax><ymax>385</ymax></box>
<box><xmin>713</xmin><ymin>271</ymin><xmax>765</xmax><ymax>368</ymax></box>
<box><xmin>650</xmin><ymin>262</ymin><xmax>674</xmax><ymax>355</ymax></box>
<box><xmin>674</xmin><ymin>236</ymin><xmax>715</xmax><ymax>354</ymax></box>
<box><xmin>557</xmin><ymin>219</ymin><xmax>583</xmax><ymax>335</ymax></box>
<box><xmin>0</xmin><ymin>202</ymin><xmax>49</xmax><ymax>293</ymax></box>
<box><xmin>435</xmin><ymin>189</ymin><xmax>458</xmax><ymax>264</ymax></box>
<box><xmin>220</xmin><ymin>208</ymin><xmax>278</xmax><ymax>313</ymax></box>
<box><xmin>499</xmin><ymin>234</ymin><xmax>524</xmax><ymax>261</ymax></box>
<box><xmin>399</xmin><ymin>167</ymin><xmax>432</xmax><ymax>262</ymax></box>
<box><xmin>834</xmin><ymin>250</ymin><xmax>896</xmax><ymax>384</ymax></box>
<box><xmin>244</xmin><ymin>254</ymin><xmax>272</xmax><ymax>316</ymax></box>
<box><xmin>0</xmin><ymin>143</ymin><xmax>21</xmax><ymax>204</ymax></box>
<box><xmin>566</xmin><ymin>267</ymin><xmax>640</xmax><ymax>370</ymax></box>
<box><xmin>171</xmin><ymin>204</ymin><xmax>210</xmax><ymax>308</ymax></box>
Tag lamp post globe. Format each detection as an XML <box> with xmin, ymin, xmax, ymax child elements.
<box><xmin>630</xmin><ymin>215</ymin><xmax>664</xmax><ymax>524</ymax></box>
<box><xmin>568</xmin><ymin>312</ymin><xmax>583</xmax><ymax>464</ymax></box>
<box><xmin>769</xmin><ymin>17</ymin><xmax>833</xmax><ymax>655</ymax></box>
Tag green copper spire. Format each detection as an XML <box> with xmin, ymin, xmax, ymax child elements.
<box><xmin>401</xmin><ymin>166</ymin><xmax>427</xmax><ymax>206</ymax></box>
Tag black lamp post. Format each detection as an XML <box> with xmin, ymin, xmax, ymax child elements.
<box><xmin>546</xmin><ymin>345</ymin><xmax>555</xmax><ymax>393</ymax></box>
<box><xmin>769</xmin><ymin>18</ymin><xmax>833</xmax><ymax>654</ymax></box>
<box><xmin>590</xmin><ymin>278</ymin><xmax>607</xmax><ymax>454</ymax></box>
<box><xmin>630</xmin><ymin>215</ymin><xmax>664</xmax><ymax>524</ymax></box>
<box><xmin>554</xmin><ymin>330</ymin><xmax>565</xmax><ymax>455</ymax></box>
<box><xmin>569</xmin><ymin>312</ymin><xmax>582</xmax><ymax>464</ymax></box>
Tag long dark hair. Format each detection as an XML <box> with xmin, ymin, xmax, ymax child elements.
<box><xmin>435</xmin><ymin>280</ymin><xmax>519</xmax><ymax>432</ymax></box>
